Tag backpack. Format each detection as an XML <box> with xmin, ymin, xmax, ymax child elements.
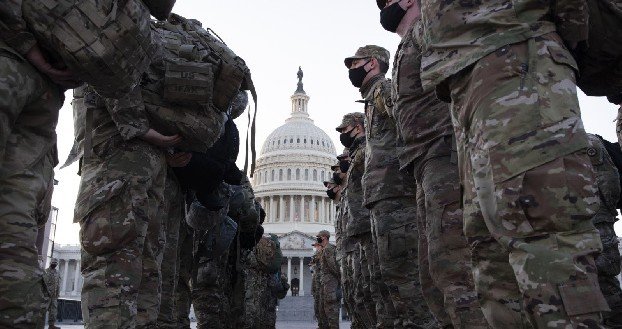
<box><xmin>22</xmin><ymin>0</ymin><xmax>155</xmax><ymax>98</ymax></box>
<box><xmin>573</xmin><ymin>0</ymin><xmax>622</xmax><ymax>98</ymax></box>
<box><xmin>255</xmin><ymin>235</ymin><xmax>281</xmax><ymax>274</ymax></box>
<box><xmin>595</xmin><ymin>135</ymin><xmax>622</xmax><ymax>211</ymax></box>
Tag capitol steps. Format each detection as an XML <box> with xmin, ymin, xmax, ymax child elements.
<box><xmin>276</xmin><ymin>296</ymin><xmax>317</xmax><ymax>321</ymax></box>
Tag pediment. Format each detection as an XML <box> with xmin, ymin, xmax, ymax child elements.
<box><xmin>278</xmin><ymin>230</ymin><xmax>316</xmax><ymax>250</ymax></box>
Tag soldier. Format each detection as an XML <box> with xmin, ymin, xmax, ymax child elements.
<box><xmin>0</xmin><ymin>2</ymin><xmax>76</xmax><ymax>328</ymax></box>
<box><xmin>175</xmin><ymin>220</ymin><xmax>194</xmax><ymax>329</ymax></box>
<box><xmin>400</xmin><ymin>0</ymin><xmax>610</xmax><ymax>325</ymax></box>
<box><xmin>612</xmin><ymin>94</ymin><xmax>622</xmax><ymax>148</ymax></box>
<box><xmin>317</xmin><ymin>230</ymin><xmax>341</xmax><ymax>329</ymax></box>
<box><xmin>43</xmin><ymin>259</ymin><xmax>61</xmax><ymax>329</ymax></box>
<box><xmin>311</xmin><ymin>243</ymin><xmax>326</xmax><ymax>328</ymax></box>
<box><xmin>345</xmin><ymin>45</ymin><xmax>434</xmax><ymax>328</ymax></box>
<box><xmin>375</xmin><ymin>3</ymin><xmax>490</xmax><ymax>327</ymax></box>
<box><xmin>337</xmin><ymin>113</ymin><xmax>377</xmax><ymax>327</ymax></box>
<box><xmin>586</xmin><ymin>134</ymin><xmax>622</xmax><ymax>328</ymax></box>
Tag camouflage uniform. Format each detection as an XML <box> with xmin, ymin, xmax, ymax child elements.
<box><xmin>342</xmin><ymin>133</ymin><xmax>377</xmax><ymax>327</ymax></box>
<box><xmin>0</xmin><ymin>2</ymin><xmax>64</xmax><ymax>328</ymax></box>
<box><xmin>71</xmin><ymin>85</ymin><xmax>167</xmax><ymax>329</ymax></box>
<box><xmin>43</xmin><ymin>265</ymin><xmax>61</xmax><ymax>327</ymax></box>
<box><xmin>311</xmin><ymin>253</ymin><xmax>326</xmax><ymax>327</ymax></box>
<box><xmin>587</xmin><ymin>134</ymin><xmax>622</xmax><ymax>327</ymax></box>
<box><xmin>156</xmin><ymin>170</ymin><xmax>185</xmax><ymax>329</ymax></box>
<box><xmin>319</xmin><ymin>242</ymin><xmax>341</xmax><ymax>329</ymax></box>
<box><xmin>390</xmin><ymin>27</ymin><xmax>488</xmax><ymax>328</ymax></box>
<box><xmin>240</xmin><ymin>244</ymin><xmax>272</xmax><ymax>329</ymax></box>
<box><xmin>419</xmin><ymin>1</ymin><xmax>609</xmax><ymax>327</ymax></box>
<box><xmin>192</xmin><ymin>242</ymin><xmax>232</xmax><ymax>329</ymax></box>
<box><xmin>346</xmin><ymin>45</ymin><xmax>434</xmax><ymax>328</ymax></box>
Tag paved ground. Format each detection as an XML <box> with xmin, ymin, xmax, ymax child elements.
<box><xmin>54</xmin><ymin>321</ymin><xmax>352</xmax><ymax>329</ymax></box>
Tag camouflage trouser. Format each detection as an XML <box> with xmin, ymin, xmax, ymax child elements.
<box><xmin>77</xmin><ymin>138</ymin><xmax>167</xmax><ymax>329</ymax></box>
<box><xmin>0</xmin><ymin>52</ymin><xmax>62</xmax><ymax>329</ymax></box>
<box><xmin>371</xmin><ymin>197</ymin><xmax>433</xmax><ymax>328</ymax></box>
<box><xmin>175</xmin><ymin>222</ymin><xmax>193</xmax><ymax>329</ymax></box>
<box><xmin>156</xmin><ymin>171</ymin><xmax>184</xmax><ymax>329</ymax></box>
<box><xmin>47</xmin><ymin>297</ymin><xmax>58</xmax><ymax>326</ymax></box>
<box><xmin>242</xmin><ymin>266</ymin><xmax>269</xmax><ymax>329</ymax></box>
<box><xmin>260</xmin><ymin>297</ymin><xmax>278</xmax><ymax>329</ymax></box>
<box><xmin>0</xmin><ymin>152</ymin><xmax>55</xmax><ymax>329</ymax></box>
<box><xmin>594</xmin><ymin>221</ymin><xmax>622</xmax><ymax>327</ymax></box>
<box><xmin>415</xmin><ymin>154</ymin><xmax>489</xmax><ymax>328</ymax></box>
<box><xmin>449</xmin><ymin>33</ymin><xmax>608</xmax><ymax>328</ymax></box>
<box><xmin>320</xmin><ymin>277</ymin><xmax>341</xmax><ymax>329</ymax></box>
<box><xmin>344</xmin><ymin>249</ymin><xmax>370</xmax><ymax>328</ymax></box>
<box><xmin>193</xmin><ymin>248</ymin><xmax>231</xmax><ymax>329</ymax></box>
<box><xmin>415</xmin><ymin>189</ymin><xmax>453</xmax><ymax>328</ymax></box>
<box><xmin>353</xmin><ymin>233</ymin><xmax>378</xmax><ymax>327</ymax></box>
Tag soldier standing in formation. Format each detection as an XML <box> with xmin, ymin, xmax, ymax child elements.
<box><xmin>337</xmin><ymin>113</ymin><xmax>378</xmax><ymax>327</ymax></box>
<box><xmin>413</xmin><ymin>0</ymin><xmax>610</xmax><ymax>325</ymax></box>
<box><xmin>344</xmin><ymin>45</ymin><xmax>433</xmax><ymax>328</ymax></box>
<box><xmin>317</xmin><ymin>230</ymin><xmax>341</xmax><ymax>329</ymax></box>
<box><xmin>311</xmin><ymin>243</ymin><xmax>325</xmax><ymax>328</ymax></box>
<box><xmin>43</xmin><ymin>259</ymin><xmax>61</xmax><ymax>329</ymax></box>
<box><xmin>0</xmin><ymin>2</ymin><xmax>72</xmax><ymax>328</ymax></box>
<box><xmin>376</xmin><ymin>1</ymin><xmax>490</xmax><ymax>327</ymax></box>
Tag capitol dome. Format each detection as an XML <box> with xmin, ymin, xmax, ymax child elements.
<box><xmin>253</xmin><ymin>67</ymin><xmax>338</xmax><ymax>237</ymax></box>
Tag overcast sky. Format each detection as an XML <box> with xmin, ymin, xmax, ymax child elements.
<box><xmin>51</xmin><ymin>0</ymin><xmax>621</xmax><ymax>245</ymax></box>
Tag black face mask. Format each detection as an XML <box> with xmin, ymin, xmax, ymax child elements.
<box><xmin>339</xmin><ymin>160</ymin><xmax>350</xmax><ymax>173</ymax></box>
<box><xmin>333</xmin><ymin>172</ymin><xmax>343</xmax><ymax>185</ymax></box>
<box><xmin>316</xmin><ymin>237</ymin><xmax>324</xmax><ymax>243</ymax></box>
<box><xmin>340</xmin><ymin>128</ymin><xmax>357</xmax><ymax>148</ymax></box>
<box><xmin>348</xmin><ymin>60</ymin><xmax>371</xmax><ymax>88</ymax></box>
<box><xmin>326</xmin><ymin>188</ymin><xmax>337</xmax><ymax>200</ymax></box>
<box><xmin>380</xmin><ymin>1</ymin><xmax>407</xmax><ymax>32</ymax></box>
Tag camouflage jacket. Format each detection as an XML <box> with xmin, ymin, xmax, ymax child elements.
<box><xmin>587</xmin><ymin>134</ymin><xmax>620</xmax><ymax>224</ymax></box>
<box><xmin>311</xmin><ymin>253</ymin><xmax>320</xmax><ymax>295</ymax></box>
<box><xmin>360</xmin><ymin>74</ymin><xmax>415</xmax><ymax>207</ymax></box>
<box><xmin>392</xmin><ymin>23</ymin><xmax>453</xmax><ymax>170</ymax></box>
<box><xmin>0</xmin><ymin>0</ymin><xmax>37</xmax><ymax>55</ymax></box>
<box><xmin>43</xmin><ymin>268</ymin><xmax>60</xmax><ymax>298</ymax></box>
<box><xmin>319</xmin><ymin>244</ymin><xmax>340</xmax><ymax>285</ymax></box>
<box><xmin>419</xmin><ymin>0</ymin><xmax>586</xmax><ymax>91</ymax></box>
<box><xmin>344</xmin><ymin>137</ymin><xmax>371</xmax><ymax>236</ymax></box>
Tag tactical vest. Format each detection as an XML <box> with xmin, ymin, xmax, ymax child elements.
<box><xmin>22</xmin><ymin>0</ymin><xmax>154</xmax><ymax>98</ymax></box>
<box><xmin>572</xmin><ymin>0</ymin><xmax>622</xmax><ymax>98</ymax></box>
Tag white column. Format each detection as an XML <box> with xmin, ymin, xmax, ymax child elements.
<box><xmin>287</xmin><ymin>257</ymin><xmax>292</xmax><ymax>296</ymax></box>
<box><xmin>279</xmin><ymin>195</ymin><xmax>285</xmax><ymax>222</ymax></box>
<box><xmin>300</xmin><ymin>196</ymin><xmax>305</xmax><ymax>222</ymax></box>
<box><xmin>290</xmin><ymin>196</ymin><xmax>295</xmax><ymax>222</ymax></box>
<box><xmin>299</xmin><ymin>257</ymin><xmax>305</xmax><ymax>296</ymax></box>
<box><xmin>270</xmin><ymin>196</ymin><xmax>276</xmax><ymax>222</ymax></box>
<box><xmin>321</xmin><ymin>198</ymin><xmax>326</xmax><ymax>223</ymax></box>
<box><xmin>72</xmin><ymin>260</ymin><xmax>81</xmax><ymax>294</ymax></box>
<box><xmin>61</xmin><ymin>259</ymin><xmax>69</xmax><ymax>294</ymax></box>
<box><xmin>310</xmin><ymin>196</ymin><xmax>316</xmax><ymax>222</ymax></box>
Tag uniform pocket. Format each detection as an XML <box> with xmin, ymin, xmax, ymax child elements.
<box><xmin>558</xmin><ymin>279</ymin><xmax>610</xmax><ymax>316</ymax></box>
<box><xmin>77</xmin><ymin>178</ymin><xmax>138</xmax><ymax>256</ymax></box>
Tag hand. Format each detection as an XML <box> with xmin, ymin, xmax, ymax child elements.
<box><xmin>166</xmin><ymin>152</ymin><xmax>192</xmax><ymax>167</ymax></box>
<box><xmin>25</xmin><ymin>44</ymin><xmax>82</xmax><ymax>88</ymax></box>
<box><xmin>140</xmin><ymin>129</ymin><xmax>182</xmax><ymax>147</ymax></box>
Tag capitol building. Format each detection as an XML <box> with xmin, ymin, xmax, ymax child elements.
<box><xmin>253</xmin><ymin>68</ymin><xmax>337</xmax><ymax>298</ymax></box>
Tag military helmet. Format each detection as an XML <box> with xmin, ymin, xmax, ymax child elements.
<box><xmin>142</xmin><ymin>0</ymin><xmax>176</xmax><ymax>20</ymax></box>
<box><xmin>229</xmin><ymin>90</ymin><xmax>249</xmax><ymax>119</ymax></box>
<box><xmin>317</xmin><ymin>230</ymin><xmax>331</xmax><ymax>238</ymax></box>
<box><xmin>22</xmin><ymin>0</ymin><xmax>156</xmax><ymax>98</ymax></box>
<box><xmin>376</xmin><ymin>0</ymin><xmax>387</xmax><ymax>9</ymax></box>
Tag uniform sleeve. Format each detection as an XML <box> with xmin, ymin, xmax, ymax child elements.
<box><xmin>103</xmin><ymin>87</ymin><xmax>150</xmax><ymax>141</ymax></box>
<box><xmin>0</xmin><ymin>0</ymin><xmax>37</xmax><ymax>55</ymax></box>
<box><xmin>553</xmin><ymin>0</ymin><xmax>589</xmax><ymax>48</ymax></box>
<box><xmin>325</xmin><ymin>247</ymin><xmax>340</xmax><ymax>278</ymax></box>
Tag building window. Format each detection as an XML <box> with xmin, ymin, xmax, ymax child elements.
<box><xmin>279</xmin><ymin>169</ymin><xmax>283</xmax><ymax>181</ymax></box>
<box><xmin>287</xmin><ymin>169</ymin><xmax>292</xmax><ymax>180</ymax></box>
<box><xmin>290</xmin><ymin>138</ymin><xmax>293</xmax><ymax>143</ymax></box>
<box><xmin>297</xmin><ymin>138</ymin><xmax>300</xmax><ymax>143</ymax></box>
<box><xmin>284</xmin><ymin>139</ymin><xmax>287</xmax><ymax>144</ymax></box>
<box><xmin>313</xmin><ymin>169</ymin><xmax>317</xmax><ymax>181</ymax></box>
<box><xmin>296</xmin><ymin>168</ymin><xmax>300</xmax><ymax>180</ymax></box>
<box><xmin>271</xmin><ymin>170</ymin><xmax>275</xmax><ymax>181</ymax></box>
<box><xmin>258</xmin><ymin>172</ymin><xmax>262</xmax><ymax>184</ymax></box>
<box><xmin>305</xmin><ymin>169</ymin><xmax>309</xmax><ymax>181</ymax></box>
<box><xmin>321</xmin><ymin>171</ymin><xmax>325</xmax><ymax>181</ymax></box>
<box><xmin>304</xmin><ymin>139</ymin><xmax>307</xmax><ymax>144</ymax></box>
<box><xmin>311</xmin><ymin>140</ymin><xmax>314</xmax><ymax>145</ymax></box>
